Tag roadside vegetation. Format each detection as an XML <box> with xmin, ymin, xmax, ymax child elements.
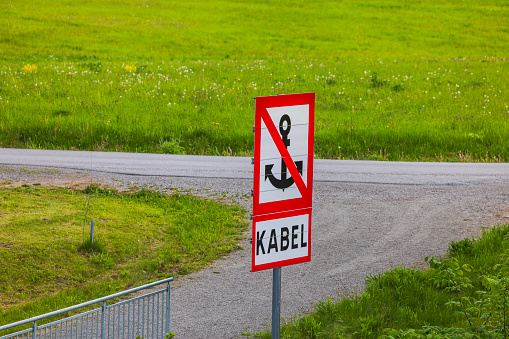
<box><xmin>255</xmin><ymin>224</ymin><xmax>509</xmax><ymax>338</ymax></box>
<box><xmin>0</xmin><ymin>184</ymin><xmax>247</xmax><ymax>332</ymax></box>
<box><xmin>1</xmin><ymin>0</ymin><xmax>508</xmax><ymax>161</ymax></box>
<box><xmin>1</xmin><ymin>0</ymin><xmax>509</xmax><ymax>336</ymax></box>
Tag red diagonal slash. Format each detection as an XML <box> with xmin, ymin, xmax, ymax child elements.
<box><xmin>261</xmin><ymin>108</ymin><xmax>307</xmax><ymax>198</ymax></box>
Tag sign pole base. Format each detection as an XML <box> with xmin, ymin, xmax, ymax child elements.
<box><xmin>271</xmin><ymin>267</ymin><xmax>281</xmax><ymax>339</ymax></box>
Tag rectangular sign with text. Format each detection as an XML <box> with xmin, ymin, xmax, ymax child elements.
<box><xmin>252</xmin><ymin>208</ymin><xmax>312</xmax><ymax>272</ymax></box>
<box><xmin>252</xmin><ymin>93</ymin><xmax>314</xmax><ymax>272</ymax></box>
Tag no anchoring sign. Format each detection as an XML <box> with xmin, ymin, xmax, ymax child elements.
<box><xmin>252</xmin><ymin>93</ymin><xmax>315</xmax><ymax>272</ymax></box>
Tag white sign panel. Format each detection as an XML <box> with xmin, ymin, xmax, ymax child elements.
<box><xmin>254</xmin><ymin>212</ymin><xmax>311</xmax><ymax>268</ymax></box>
<box><xmin>259</xmin><ymin>104</ymin><xmax>310</xmax><ymax>204</ymax></box>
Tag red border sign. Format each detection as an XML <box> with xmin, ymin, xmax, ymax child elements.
<box><xmin>253</xmin><ymin>93</ymin><xmax>315</xmax><ymax>217</ymax></box>
<box><xmin>252</xmin><ymin>93</ymin><xmax>314</xmax><ymax>272</ymax></box>
<box><xmin>252</xmin><ymin>208</ymin><xmax>312</xmax><ymax>272</ymax></box>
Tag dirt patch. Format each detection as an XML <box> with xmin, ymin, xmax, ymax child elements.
<box><xmin>0</xmin><ymin>166</ymin><xmax>125</xmax><ymax>192</ymax></box>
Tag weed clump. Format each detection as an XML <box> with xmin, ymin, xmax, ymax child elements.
<box><xmin>77</xmin><ymin>238</ymin><xmax>105</xmax><ymax>253</ymax></box>
<box><xmin>82</xmin><ymin>184</ymin><xmax>118</xmax><ymax>196</ymax></box>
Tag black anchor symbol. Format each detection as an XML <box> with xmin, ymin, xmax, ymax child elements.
<box><xmin>265</xmin><ymin>114</ymin><xmax>303</xmax><ymax>190</ymax></box>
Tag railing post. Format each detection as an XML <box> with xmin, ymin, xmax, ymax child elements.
<box><xmin>166</xmin><ymin>282</ymin><xmax>170</xmax><ymax>336</ymax></box>
<box><xmin>32</xmin><ymin>321</ymin><xmax>37</xmax><ymax>339</ymax></box>
<box><xmin>101</xmin><ymin>302</ymin><xmax>106</xmax><ymax>339</ymax></box>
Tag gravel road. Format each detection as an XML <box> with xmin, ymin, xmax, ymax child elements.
<box><xmin>1</xmin><ymin>152</ymin><xmax>509</xmax><ymax>338</ymax></box>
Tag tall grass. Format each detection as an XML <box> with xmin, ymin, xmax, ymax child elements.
<box><xmin>255</xmin><ymin>224</ymin><xmax>509</xmax><ymax>338</ymax></box>
<box><xmin>0</xmin><ymin>0</ymin><xmax>508</xmax><ymax>161</ymax></box>
<box><xmin>1</xmin><ymin>58</ymin><xmax>507</xmax><ymax>161</ymax></box>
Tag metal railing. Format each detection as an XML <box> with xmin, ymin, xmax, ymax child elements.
<box><xmin>0</xmin><ymin>278</ymin><xmax>173</xmax><ymax>339</ymax></box>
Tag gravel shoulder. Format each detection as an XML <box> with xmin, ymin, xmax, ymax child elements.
<box><xmin>1</xmin><ymin>163</ymin><xmax>509</xmax><ymax>338</ymax></box>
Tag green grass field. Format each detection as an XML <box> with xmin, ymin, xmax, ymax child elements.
<box><xmin>1</xmin><ymin>1</ymin><xmax>509</xmax><ymax>335</ymax></box>
<box><xmin>1</xmin><ymin>0</ymin><xmax>508</xmax><ymax>161</ymax></box>
<box><xmin>0</xmin><ymin>184</ymin><xmax>247</xmax><ymax>331</ymax></box>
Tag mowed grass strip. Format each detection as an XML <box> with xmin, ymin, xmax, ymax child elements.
<box><xmin>1</xmin><ymin>0</ymin><xmax>507</xmax><ymax>61</ymax></box>
<box><xmin>0</xmin><ymin>184</ymin><xmax>247</xmax><ymax>329</ymax></box>
<box><xmin>0</xmin><ymin>0</ymin><xmax>508</xmax><ymax>161</ymax></box>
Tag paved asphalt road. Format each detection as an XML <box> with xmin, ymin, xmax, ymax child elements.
<box><xmin>1</xmin><ymin>148</ymin><xmax>509</xmax><ymax>338</ymax></box>
<box><xmin>1</xmin><ymin>148</ymin><xmax>508</xmax><ymax>185</ymax></box>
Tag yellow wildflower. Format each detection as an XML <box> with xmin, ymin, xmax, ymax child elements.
<box><xmin>124</xmin><ymin>64</ymin><xmax>137</xmax><ymax>72</ymax></box>
<box><xmin>22</xmin><ymin>64</ymin><xmax>37</xmax><ymax>74</ymax></box>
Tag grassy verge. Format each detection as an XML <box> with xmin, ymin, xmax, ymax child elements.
<box><xmin>1</xmin><ymin>0</ymin><xmax>508</xmax><ymax>161</ymax></box>
<box><xmin>1</xmin><ymin>58</ymin><xmax>508</xmax><ymax>161</ymax></box>
<box><xmin>0</xmin><ymin>184</ymin><xmax>247</xmax><ymax>333</ymax></box>
<box><xmin>254</xmin><ymin>224</ymin><xmax>509</xmax><ymax>338</ymax></box>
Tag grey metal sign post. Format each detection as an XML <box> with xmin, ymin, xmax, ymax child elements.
<box><xmin>272</xmin><ymin>267</ymin><xmax>281</xmax><ymax>339</ymax></box>
<box><xmin>252</xmin><ymin>93</ymin><xmax>315</xmax><ymax>339</ymax></box>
